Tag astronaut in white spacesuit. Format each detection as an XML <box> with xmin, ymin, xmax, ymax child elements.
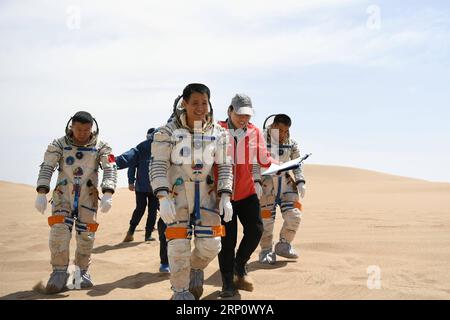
<box><xmin>254</xmin><ymin>114</ymin><xmax>306</xmax><ymax>265</ymax></box>
<box><xmin>35</xmin><ymin>111</ymin><xmax>117</xmax><ymax>293</ymax></box>
<box><xmin>151</xmin><ymin>83</ymin><xmax>234</xmax><ymax>300</ymax></box>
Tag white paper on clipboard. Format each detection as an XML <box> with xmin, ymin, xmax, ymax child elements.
<box><xmin>261</xmin><ymin>157</ymin><xmax>304</xmax><ymax>176</ymax></box>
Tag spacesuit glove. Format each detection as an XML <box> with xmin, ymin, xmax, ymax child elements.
<box><xmin>100</xmin><ymin>192</ymin><xmax>113</xmax><ymax>213</ymax></box>
<box><xmin>219</xmin><ymin>193</ymin><xmax>233</xmax><ymax>223</ymax></box>
<box><xmin>296</xmin><ymin>182</ymin><xmax>306</xmax><ymax>199</ymax></box>
<box><xmin>159</xmin><ymin>196</ymin><xmax>177</xmax><ymax>224</ymax></box>
<box><xmin>35</xmin><ymin>193</ymin><xmax>47</xmax><ymax>214</ymax></box>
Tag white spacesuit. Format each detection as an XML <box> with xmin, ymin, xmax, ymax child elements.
<box><xmin>35</xmin><ymin>116</ymin><xmax>117</xmax><ymax>293</ymax></box>
<box><xmin>151</xmin><ymin>107</ymin><xmax>233</xmax><ymax>300</ymax></box>
<box><xmin>255</xmin><ymin>124</ymin><xmax>306</xmax><ymax>264</ymax></box>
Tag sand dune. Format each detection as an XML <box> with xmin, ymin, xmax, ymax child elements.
<box><xmin>1</xmin><ymin>164</ymin><xmax>450</xmax><ymax>300</ymax></box>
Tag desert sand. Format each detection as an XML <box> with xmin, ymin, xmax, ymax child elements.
<box><xmin>1</xmin><ymin>164</ymin><xmax>450</xmax><ymax>300</ymax></box>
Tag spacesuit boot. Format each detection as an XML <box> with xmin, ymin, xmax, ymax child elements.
<box><xmin>171</xmin><ymin>289</ymin><xmax>195</xmax><ymax>300</ymax></box>
<box><xmin>189</xmin><ymin>268</ymin><xmax>204</xmax><ymax>300</ymax></box>
<box><xmin>259</xmin><ymin>248</ymin><xmax>276</xmax><ymax>265</ymax></box>
<box><xmin>45</xmin><ymin>266</ymin><xmax>69</xmax><ymax>294</ymax></box>
<box><xmin>80</xmin><ymin>269</ymin><xmax>94</xmax><ymax>288</ymax></box>
<box><xmin>275</xmin><ymin>239</ymin><xmax>299</xmax><ymax>259</ymax></box>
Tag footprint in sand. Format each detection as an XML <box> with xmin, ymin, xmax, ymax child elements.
<box><xmin>305</xmin><ymin>274</ymin><xmax>327</xmax><ymax>286</ymax></box>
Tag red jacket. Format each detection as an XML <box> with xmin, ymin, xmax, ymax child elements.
<box><xmin>218</xmin><ymin>121</ymin><xmax>275</xmax><ymax>201</ymax></box>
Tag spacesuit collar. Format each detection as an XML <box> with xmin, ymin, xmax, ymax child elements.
<box><xmin>177</xmin><ymin>110</ymin><xmax>213</xmax><ymax>133</ymax></box>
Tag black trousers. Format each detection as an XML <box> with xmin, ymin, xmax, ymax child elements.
<box><xmin>129</xmin><ymin>191</ymin><xmax>158</xmax><ymax>237</ymax></box>
<box><xmin>129</xmin><ymin>192</ymin><xmax>168</xmax><ymax>264</ymax></box>
<box><xmin>157</xmin><ymin>218</ymin><xmax>168</xmax><ymax>265</ymax></box>
<box><xmin>218</xmin><ymin>194</ymin><xmax>263</xmax><ymax>275</ymax></box>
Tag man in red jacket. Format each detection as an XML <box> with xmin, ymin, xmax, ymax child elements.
<box><xmin>217</xmin><ymin>94</ymin><xmax>276</xmax><ymax>298</ymax></box>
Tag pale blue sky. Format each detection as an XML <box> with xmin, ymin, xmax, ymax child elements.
<box><xmin>0</xmin><ymin>0</ymin><xmax>449</xmax><ymax>187</ymax></box>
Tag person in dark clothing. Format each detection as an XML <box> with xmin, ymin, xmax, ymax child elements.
<box><xmin>217</xmin><ymin>94</ymin><xmax>276</xmax><ymax>297</ymax></box>
<box><xmin>115</xmin><ymin>128</ymin><xmax>169</xmax><ymax>273</ymax></box>
<box><xmin>218</xmin><ymin>193</ymin><xmax>262</xmax><ymax>296</ymax></box>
